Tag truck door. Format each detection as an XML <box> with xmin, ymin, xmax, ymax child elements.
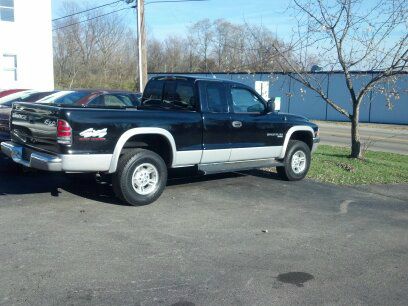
<box><xmin>227</xmin><ymin>84</ymin><xmax>284</xmax><ymax>161</ymax></box>
<box><xmin>200</xmin><ymin>81</ymin><xmax>232</xmax><ymax>163</ymax></box>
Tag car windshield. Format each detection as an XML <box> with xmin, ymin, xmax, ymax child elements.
<box><xmin>0</xmin><ymin>90</ymin><xmax>38</xmax><ymax>107</ymax></box>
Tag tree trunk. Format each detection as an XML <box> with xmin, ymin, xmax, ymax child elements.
<box><xmin>350</xmin><ymin>103</ymin><xmax>362</xmax><ymax>158</ymax></box>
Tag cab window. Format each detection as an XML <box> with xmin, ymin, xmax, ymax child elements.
<box><xmin>230</xmin><ymin>87</ymin><xmax>265</xmax><ymax>113</ymax></box>
<box><xmin>206</xmin><ymin>82</ymin><xmax>228</xmax><ymax>113</ymax></box>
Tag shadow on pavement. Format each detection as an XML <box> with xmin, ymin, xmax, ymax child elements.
<box><xmin>0</xmin><ymin>155</ymin><xmax>283</xmax><ymax>206</ymax></box>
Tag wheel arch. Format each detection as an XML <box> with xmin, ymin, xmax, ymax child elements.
<box><xmin>109</xmin><ymin>128</ymin><xmax>177</xmax><ymax>173</ymax></box>
<box><xmin>279</xmin><ymin>126</ymin><xmax>314</xmax><ymax>159</ymax></box>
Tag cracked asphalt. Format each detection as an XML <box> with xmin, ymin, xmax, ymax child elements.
<box><xmin>0</xmin><ymin>155</ymin><xmax>407</xmax><ymax>305</ymax></box>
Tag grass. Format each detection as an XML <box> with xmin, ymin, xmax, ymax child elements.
<box><xmin>307</xmin><ymin>145</ymin><xmax>408</xmax><ymax>185</ymax></box>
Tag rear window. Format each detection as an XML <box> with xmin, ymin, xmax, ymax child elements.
<box><xmin>142</xmin><ymin>79</ymin><xmax>196</xmax><ymax>111</ymax></box>
<box><xmin>142</xmin><ymin>79</ymin><xmax>164</xmax><ymax>105</ymax></box>
<box><xmin>54</xmin><ymin>92</ymin><xmax>90</xmax><ymax>105</ymax></box>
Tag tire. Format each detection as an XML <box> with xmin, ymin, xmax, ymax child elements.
<box><xmin>112</xmin><ymin>149</ymin><xmax>168</xmax><ymax>206</ymax></box>
<box><xmin>277</xmin><ymin>140</ymin><xmax>311</xmax><ymax>181</ymax></box>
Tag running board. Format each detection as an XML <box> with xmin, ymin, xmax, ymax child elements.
<box><xmin>198</xmin><ymin>159</ymin><xmax>284</xmax><ymax>175</ymax></box>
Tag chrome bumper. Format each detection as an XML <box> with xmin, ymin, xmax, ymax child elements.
<box><xmin>1</xmin><ymin>141</ymin><xmax>62</xmax><ymax>171</ymax></box>
<box><xmin>1</xmin><ymin>141</ymin><xmax>113</xmax><ymax>172</ymax></box>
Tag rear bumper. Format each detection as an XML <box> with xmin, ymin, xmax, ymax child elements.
<box><xmin>1</xmin><ymin>141</ymin><xmax>62</xmax><ymax>171</ymax></box>
<box><xmin>1</xmin><ymin>141</ymin><xmax>112</xmax><ymax>172</ymax></box>
<box><xmin>312</xmin><ymin>137</ymin><xmax>320</xmax><ymax>152</ymax></box>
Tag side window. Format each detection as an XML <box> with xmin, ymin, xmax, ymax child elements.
<box><xmin>230</xmin><ymin>87</ymin><xmax>265</xmax><ymax>113</ymax></box>
<box><xmin>87</xmin><ymin>96</ymin><xmax>104</xmax><ymax>107</ymax></box>
<box><xmin>162</xmin><ymin>80</ymin><xmax>196</xmax><ymax>111</ymax></box>
<box><xmin>104</xmin><ymin>94</ymin><xmax>133</xmax><ymax>107</ymax></box>
<box><xmin>206</xmin><ymin>82</ymin><xmax>228</xmax><ymax>113</ymax></box>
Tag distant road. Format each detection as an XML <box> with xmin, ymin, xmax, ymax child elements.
<box><xmin>315</xmin><ymin>121</ymin><xmax>408</xmax><ymax>155</ymax></box>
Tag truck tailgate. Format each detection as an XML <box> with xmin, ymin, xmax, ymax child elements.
<box><xmin>10</xmin><ymin>102</ymin><xmax>61</xmax><ymax>154</ymax></box>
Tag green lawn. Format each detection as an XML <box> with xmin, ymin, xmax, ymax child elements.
<box><xmin>308</xmin><ymin>145</ymin><xmax>408</xmax><ymax>185</ymax></box>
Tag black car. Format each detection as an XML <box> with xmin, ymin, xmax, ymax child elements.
<box><xmin>0</xmin><ymin>90</ymin><xmax>56</xmax><ymax>142</ymax></box>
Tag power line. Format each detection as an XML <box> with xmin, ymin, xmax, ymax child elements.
<box><xmin>52</xmin><ymin>7</ymin><xmax>132</xmax><ymax>31</ymax></box>
<box><xmin>52</xmin><ymin>0</ymin><xmax>210</xmax><ymax>31</ymax></box>
<box><xmin>52</xmin><ymin>0</ymin><xmax>208</xmax><ymax>22</ymax></box>
<box><xmin>146</xmin><ymin>0</ymin><xmax>209</xmax><ymax>3</ymax></box>
<box><xmin>52</xmin><ymin>0</ymin><xmax>123</xmax><ymax>22</ymax></box>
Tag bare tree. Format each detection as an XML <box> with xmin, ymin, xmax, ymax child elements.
<box><xmin>53</xmin><ymin>2</ymin><xmax>138</xmax><ymax>90</ymax></box>
<box><xmin>189</xmin><ymin>19</ymin><xmax>215</xmax><ymax>71</ymax></box>
<box><xmin>255</xmin><ymin>0</ymin><xmax>407</xmax><ymax>158</ymax></box>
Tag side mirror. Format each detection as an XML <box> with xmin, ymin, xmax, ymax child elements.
<box><xmin>266</xmin><ymin>97</ymin><xmax>281</xmax><ymax>113</ymax></box>
<box><xmin>266</xmin><ymin>101</ymin><xmax>274</xmax><ymax>113</ymax></box>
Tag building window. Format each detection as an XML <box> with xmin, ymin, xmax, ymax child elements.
<box><xmin>3</xmin><ymin>54</ymin><xmax>17</xmax><ymax>82</ymax></box>
<box><xmin>0</xmin><ymin>0</ymin><xmax>14</xmax><ymax>22</ymax></box>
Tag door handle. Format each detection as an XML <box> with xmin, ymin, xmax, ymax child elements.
<box><xmin>232</xmin><ymin>121</ymin><xmax>242</xmax><ymax>128</ymax></box>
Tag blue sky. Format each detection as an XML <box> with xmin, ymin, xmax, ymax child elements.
<box><xmin>51</xmin><ymin>0</ymin><xmax>293</xmax><ymax>40</ymax></box>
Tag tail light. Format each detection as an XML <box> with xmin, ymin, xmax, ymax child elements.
<box><xmin>57</xmin><ymin>119</ymin><xmax>72</xmax><ymax>145</ymax></box>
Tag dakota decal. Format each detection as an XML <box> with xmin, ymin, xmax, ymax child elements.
<box><xmin>267</xmin><ymin>132</ymin><xmax>284</xmax><ymax>138</ymax></box>
<box><xmin>12</xmin><ymin>113</ymin><xmax>28</xmax><ymax>120</ymax></box>
<box><xmin>79</xmin><ymin>128</ymin><xmax>108</xmax><ymax>141</ymax></box>
<box><xmin>44</xmin><ymin>119</ymin><xmax>57</xmax><ymax>127</ymax></box>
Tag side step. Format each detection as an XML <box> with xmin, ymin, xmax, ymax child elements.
<box><xmin>198</xmin><ymin>159</ymin><xmax>284</xmax><ymax>175</ymax></box>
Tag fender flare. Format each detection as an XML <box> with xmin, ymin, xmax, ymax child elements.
<box><xmin>108</xmin><ymin>128</ymin><xmax>177</xmax><ymax>173</ymax></box>
<box><xmin>278</xmin><ymin>125</ymin><xmax>314</xmax><ymax>159</ymax></box>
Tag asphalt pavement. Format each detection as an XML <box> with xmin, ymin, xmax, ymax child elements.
<box><xmin>316</xmin><ymin>121</ymin><xmax>408</xmax><ymax>154</ymax></box>
<box><xmin>0</xmin><ymin>156</ymin><xmax>407</xmax><ymax>305</ymax></box>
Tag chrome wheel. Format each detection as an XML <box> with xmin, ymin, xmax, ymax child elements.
<box><xmin>291</xmin><ymin>150</ymin><xmax>307</xmax><ymax>174</ymax></box>
<box><xmin>132</xmin><ymin>163</ymin><xmax>159</xmax><ymax>195</ymax></box>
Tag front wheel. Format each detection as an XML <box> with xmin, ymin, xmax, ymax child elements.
<box><xmin>112</xmin><ymin>149</ymin><xmax>168</xmax><ymax>206</ymax></box>
<box><xmin>277</xmin><ymin>140</ymin><xmax>311</xmax><ymax>181</ymax></box>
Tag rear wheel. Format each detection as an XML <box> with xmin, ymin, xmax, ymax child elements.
<box><xmin>277</xmin><ymin>140</ymin><xmax>311</xmax><ymax>181</ymax></box>
<box><xmin>112</xmin><ymin>149</ymin><xmax>167</xmax><ymax>206</ymax></box>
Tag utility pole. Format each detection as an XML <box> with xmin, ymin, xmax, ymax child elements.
<box><xmin>137</xmin><ymin>0</ymin><xmax>147</xmax><ymax>91</ymax></box>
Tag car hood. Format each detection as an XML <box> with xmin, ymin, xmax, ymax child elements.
<box><xmin>279</xmin><ymin>112</ymin><xmax>310</xmax><ymax>122</ymax></box>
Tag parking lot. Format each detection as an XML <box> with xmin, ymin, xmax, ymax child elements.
<box><xmin>0</xmin><ymin>155</ymin><xmax>407</xmax><ymax>305</ymax></box>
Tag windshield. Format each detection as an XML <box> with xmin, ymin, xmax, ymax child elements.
<box><xmin>36</xmin><ymin>91</ymin><xmax>75</xmax><ymax>104</ymax></box>
<box><xmin>0</xmin><ymin>90</ymin><xmax>37</xmax><ymax>107</ymax></box>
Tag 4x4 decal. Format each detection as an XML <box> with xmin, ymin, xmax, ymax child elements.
<box><xmin>79</xmin><ymin>128</ymin><xmax>108</xmax><ymax>141</ymax></box>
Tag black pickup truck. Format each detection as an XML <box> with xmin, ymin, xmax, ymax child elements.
<box><xmin>1</xmin><ymin>76</ymin><xmax>319</xmax><ymax>206</ymax></box>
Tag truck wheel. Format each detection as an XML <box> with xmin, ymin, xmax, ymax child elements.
<box><xmin>277</xmin><ymin>140</ymin><xmax>311</xmax><ymax>181</ymax></box>
<box><xmin>112</xmin><ymin>149</ymin><xmax>168</xmax><ymax>206</ymax></box>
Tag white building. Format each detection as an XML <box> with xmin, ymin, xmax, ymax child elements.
<box><xmin>0</xmin><ymin>0</ymin><xmax>54</xmax><ymax>90</ymax></box>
